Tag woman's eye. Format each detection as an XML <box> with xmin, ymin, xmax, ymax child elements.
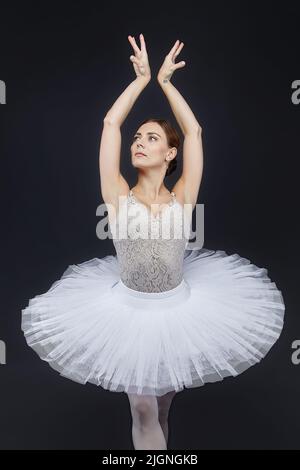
<box><xmin>133</xmin><ymin>136</ymin><xmax>157</xmax><ymax>141</ymax></box>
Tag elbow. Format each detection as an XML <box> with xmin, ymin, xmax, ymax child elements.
<box><xmin>103</xmin><ymin>116</ymin><xmax>113</xmax><ymax>125</ymax></box>
<box><xmin>103</xmin><ymin>113</ymin><xmax>116</xmax><ymax>125</ymax></box>
<box><xmin>103</xmin><ymin>116</ymin><xmax>121</xmax><ymax>127</ymax></box>
<box><xmin>186</xmin><ymin>125</ymin><xmax>202</xmax><ymax>136</ymax></box>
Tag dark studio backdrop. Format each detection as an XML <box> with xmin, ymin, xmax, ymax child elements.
<box><xmin>0</xmin><ymin>1</ymin><xmax>299</xmax><ymax>450</ymax></box>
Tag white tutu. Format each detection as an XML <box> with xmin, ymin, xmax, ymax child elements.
<box><xmin>21</xmin><ymin>248</ymin><xmax>285</xmax><ymax>396</ymax></box>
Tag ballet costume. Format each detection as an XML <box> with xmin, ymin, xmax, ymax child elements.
<box><xmin>21</xmin><ymin>189</ymin><xmax>285</xmax><ymax>397</ymax></box>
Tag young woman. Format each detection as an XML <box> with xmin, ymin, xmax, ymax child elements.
<box><xmin>21</xmin><ymin>34</ymin><xmax>285</xmax><ymax>450</ymax></box>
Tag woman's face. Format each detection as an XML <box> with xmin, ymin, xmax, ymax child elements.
<box><xmin>130</xmin><ymin>122</ymin><xmax>170</xmax><ymax>171</ymax></box>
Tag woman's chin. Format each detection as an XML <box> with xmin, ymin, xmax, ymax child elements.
<box><xmin>132</xmin><ymin>159</ymin><xmax>147</xmax><ymax>168</ymax></box>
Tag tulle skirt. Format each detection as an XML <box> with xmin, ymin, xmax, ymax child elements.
<box><xmin>21</xmin><ymin>248</ymin><xmax>285</xmax><ymax>396</ymax></box>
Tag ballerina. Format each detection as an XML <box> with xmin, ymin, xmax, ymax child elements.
<box><xmin>21</xmin><ymin>34</ymin><xmax>285</xmax><ymax>451</ymax></box>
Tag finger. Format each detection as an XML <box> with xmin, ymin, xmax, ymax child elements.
<box><xmin>139</xmin><ymin>33</ymin><xmax>147</xmax><ymax>52</ymax></box>
<box><xmin>174</xmin><ymin>60</ymin><xmax>186</xmax><ymax>70</ymax></box>
<box><xmin>128</xmin><ymin>35</ymin><xmax>141</xmax><ymax>54</ymax></box>
<box><xmin>130</xmin><ymin>56</ymin><xmax>141</xmax><ymax>67</ymax></box>
<box><xmin>128</xmin><ymin>35</ymin><xmax>136</xmax><ymax>51</ymax></box>
<box><xmin>168</xmin><ymin>39</ymin><xmax>180</xmax><ymax>56</ymax></box>
<box><xmin>174</xmin><ymin>42</ymin><xmax>184</xmax><ymax>57</ymax></box>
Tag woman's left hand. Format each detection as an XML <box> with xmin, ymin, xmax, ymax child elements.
<box><xmin>157</xmin><ymin>40</ymin><xmax>185</xmax><ymax>84</ymax></box>
<box><xmin>128</xmin><ymin>34</ymin><xmax>151</xmax><ymax>81</ymax></box>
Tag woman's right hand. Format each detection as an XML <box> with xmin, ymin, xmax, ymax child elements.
<box><xmin>128</xmin><ymin>34</ymin><xmax>151</xmax><ymax>81</ymax></box>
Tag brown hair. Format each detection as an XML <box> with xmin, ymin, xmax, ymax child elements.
<box><xmin>137</xmin><ymin>118</ymin><xmax>180</xmax><ymax>177</ymax></box>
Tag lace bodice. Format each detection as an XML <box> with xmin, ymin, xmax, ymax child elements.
<box><xmin>110</xmin><ymin>189</ymin><xmax>191</xmax><ymax>293</ymax></box>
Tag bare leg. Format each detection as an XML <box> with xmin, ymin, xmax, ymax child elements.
<box><xmin>127</xmin><ymin>393</ymin><xmax>167</xmax><ymax>450</ymax></box>
<box><xmin>157</xmin><ymin>390</ymin><xmax>177</xmax><ymax>445</ymax></box>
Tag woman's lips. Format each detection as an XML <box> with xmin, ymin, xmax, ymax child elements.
<box><xmin>135</xmin><ymin>152</ymin><xmax>146</xmax><ymax>157</ymax></box>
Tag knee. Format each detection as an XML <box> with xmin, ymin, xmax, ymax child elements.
<box><xmin>158</xmin><ymin>391</ymin><xmax>177</xmax><ymax>417</ymax></box>
<box><xmin>134</xmin><ymin>399</ymin><xmax>153</xmax><ymax>416</ymax></box>
<box><xmin>128</xmin><ymin>395</ymin><xmax>158</xmax><ymax>427</ymax></box>
<box><xmin>158</xmin><ymin>401</ymin><xmax>169</xmax><ymax>419</ymax></box>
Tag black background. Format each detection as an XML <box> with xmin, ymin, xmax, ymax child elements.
<box><xmin>0</xmin><ymin>0</ymin><xmax>299</xmax><ymax>449</ymax></box>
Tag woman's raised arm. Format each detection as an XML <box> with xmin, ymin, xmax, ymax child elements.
<box><xmin>104</xmin><ymin>34</ymin><xmax>151</xmax><ymax>125</ymax></box>
<box><xmin>99</xmin><ymin>34</ymin><xmax>151</xmax><ymax>205</ymax></box>
<box><xmin>157</xmin><ymin>40</ymin><xmax>203</xmax><ymax>209</ymax></box>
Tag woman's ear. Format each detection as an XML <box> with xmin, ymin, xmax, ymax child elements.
<box><xmin>169</xmin><ymin>147</ymin><xmax>177</xmax><ymax>160</ymax></box>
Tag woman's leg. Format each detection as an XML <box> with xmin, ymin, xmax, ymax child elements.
<box><xmin>157</xmin><ymin>390</ymin><xmax>177</xmax><ymax>444</ymax></box>
<box><xmin>126</xmin><ymin>393</ymin><xmax>167</xmax><ymax>450</ymax></box>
